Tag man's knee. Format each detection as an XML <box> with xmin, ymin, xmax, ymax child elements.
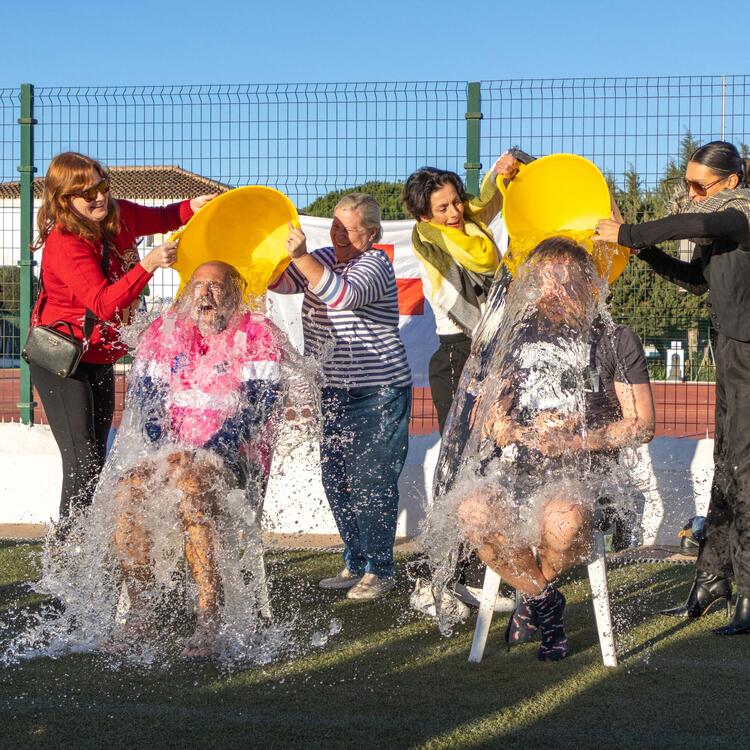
<box><xmin>115</xmin><ymin>463</ymin><xmax>155</xmax><ymax>505</ymax></box>
<box><xmin>176</xmin><ymin>461</ymin><xmax>223</xmax><ymax>525</ymax></box>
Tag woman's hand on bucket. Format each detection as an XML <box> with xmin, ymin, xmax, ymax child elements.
<box><xmin>593</xmin><ymin>219</ymin><xmax>622</xmax><ymax>245</ymax></box>
<box><xmin>494</xmin><ymin>153</ymin><xmax>520</xmax><ymax>179</ymax></box>
<box><xmin>141</xmin><ymin>240</ymin><xmax>178</xmax><ymax>273</ymax></box>
<box><xmin>189</xmin><ymin>194</ymin><xmax>218</xmax><ymax>213</ymax></box>
<box><xmin>286</xmin><ymin>223</ymin><xmax>308</xmax><ymax>259</ymax></box>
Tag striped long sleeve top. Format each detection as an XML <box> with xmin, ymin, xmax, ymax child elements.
<box><xmin>270</xmin><ymin>247</ymin><xmax>412</xmax><ymax>388</ymax></box>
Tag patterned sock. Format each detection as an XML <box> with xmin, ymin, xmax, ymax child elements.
<box><xmin>530</xmin><ymin>584</ymin><xmax>569</xmax><ymax>662</ymax></box>
<box><xmin>505</xmin><ymin>597</ymin><xmax>539</xmax><ymax>645</ymax></box>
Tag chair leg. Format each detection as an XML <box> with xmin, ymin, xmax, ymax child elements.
<box><xmin>587</xmin><ymin>530</ymin><xmax>617</xmax><ymax>667</ymax></box>
<box><xmin>469</xmin><ymin>566</ymin><xmax>502</xmax><ymax>663</ymax></box>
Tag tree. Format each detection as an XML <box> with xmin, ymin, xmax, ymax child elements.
<box><xmin>303</xmin><ymin>181</ymin><xmax>407</xmax><ymax>220</ymax></box>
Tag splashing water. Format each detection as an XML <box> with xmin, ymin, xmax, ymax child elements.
<box><xmin>420</xmin><ymin>242</ymin><xmax>647</xmax><ymax>635</ymax></box>
<box><xmin>3</xmin><ymin>287</ymin><xmax>323</xmax><ymax>667</ymax></box>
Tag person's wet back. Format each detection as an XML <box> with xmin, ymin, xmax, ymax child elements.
<box><xmin>423</xmin><ymin>237</ymin><xmax>655</xmax><ymax>660</ymax></box>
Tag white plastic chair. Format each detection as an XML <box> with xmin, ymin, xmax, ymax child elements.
<box><xmin>468</xmin><ymin>528</ymin><xmax>617</xmax><ymax>667</ymax></box>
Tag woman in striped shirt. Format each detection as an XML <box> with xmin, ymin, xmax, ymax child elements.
<box><xmin>272</xmin><ymin>193</ymin><xmax>412</xmax><ymax>600</ymax></box>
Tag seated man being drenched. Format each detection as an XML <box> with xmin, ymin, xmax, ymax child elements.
<box><xmin>455</xmin><ymin>238</ymin><xmax>655</xmax><ymax>661</ymax></box>
<box><xmin>113</xmin><ymin>261</ymin><xmax>281</xmax><ymax>658</ymax></box>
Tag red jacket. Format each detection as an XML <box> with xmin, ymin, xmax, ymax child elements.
<box><xmin>32</xmin><ymin>199</ymin><xmax>194</xmax><ymax>364</ymax></box>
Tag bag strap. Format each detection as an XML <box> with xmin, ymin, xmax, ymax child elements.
<box><xmin>45</xmin><ymin>320</ymin><xmax>80</xmax><ymax>339</ymax></box>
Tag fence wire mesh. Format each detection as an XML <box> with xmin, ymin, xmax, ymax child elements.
<box><xmin>1</xmin><ymin>76</ymin><xmax>749</xmax><ymax>436</ymax></box>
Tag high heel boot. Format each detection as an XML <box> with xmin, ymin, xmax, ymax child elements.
<box><xmin>712</xmin><ymin>594</ymin><xmax>750</xmax><ymax>635</ymax></box>
<box><xmin>660</xmin><ymin>571</ymin><xmax>732</xmax><ymax>618</ymax></box>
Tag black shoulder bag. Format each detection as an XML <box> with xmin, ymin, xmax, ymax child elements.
<box><xmin>21</xmin><ymin>240</ymin><xmax>111</xmax><ymax>378</ymax></box>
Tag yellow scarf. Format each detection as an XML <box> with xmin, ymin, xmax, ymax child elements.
<box><xmin>412</xmin><ymin>219</ymin><xmax>500</xmax><ymax>335</ymax></box>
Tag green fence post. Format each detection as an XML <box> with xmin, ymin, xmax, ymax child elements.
<box><xmin>17</xmin><ymin>83</ymin><xmax>37</xmax><ymax>424</ymax></box>
<box><xmin>464</xmin><ymin>81</ymin><xmax>482</xmax><ymax>196</ymax></box>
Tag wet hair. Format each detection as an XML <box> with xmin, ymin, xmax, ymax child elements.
<box><xmin>334</xmin><ymin>192</ymin><xmax>383</xmax><ymax>242</ymax></box>
<box><xmin>690</xmin><ymin>141</ymin><xmax>748</xmax><ymax>187</ymax></box>
<box><xmin>527</xmin><ymin>236</ymin><xmax>597</xmax><ymax>281</ymax></box>
<box><xmin>526</xmin><ymin>237</ymin><xmax>598</xmax><ymax>332</ymax></box>
<box><xmin>34</xmin><ymin>152</ymin><xmax>120</xmax><ymax>250</ymax></box>
<box><xmin>402</xmin><ymin>168</ymin><xmax>465</xmax><ymax>220</ymax></box>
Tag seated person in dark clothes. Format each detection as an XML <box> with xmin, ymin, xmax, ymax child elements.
<box><xmin>456</xmin><ymin>237</ymin><xmax>655</xmax><ymax>661</ymax></box>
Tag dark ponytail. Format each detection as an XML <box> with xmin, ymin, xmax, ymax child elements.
<box><xmin>690</xmin><ymin>140</ymin><xmax>747</xmax><ymax>187</ymax></box>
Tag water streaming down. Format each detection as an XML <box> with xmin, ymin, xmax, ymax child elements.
<box><xmin>3</xmin><ymin>275</ymin><xmax>323</xmax><ymax>666</ymax></box>
<box><xmin>420</xmin><ymin>238</ymin><xmax>645</xmax><ymax>635</ymax></box>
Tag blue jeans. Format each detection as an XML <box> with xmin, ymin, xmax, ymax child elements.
<box><xmin>320</xmin><ymin>385</ymin><xmax>411</xmax><ymax>578</ymax></box>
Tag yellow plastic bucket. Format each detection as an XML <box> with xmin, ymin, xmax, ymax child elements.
<box><xmin>497</xmin><ymin>154</ymin><xmax>629</xmax><ymax>283</ymax></box>
<box><xmin>170</xmin><ymin>186</ymin><xmax>297</xmax><ymax>298</ymax></box>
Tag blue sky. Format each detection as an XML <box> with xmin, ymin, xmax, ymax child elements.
<box><xmin>2</xmin><ymin>0</ymin><xmax>749</xmax><ymax>88</ymax></box>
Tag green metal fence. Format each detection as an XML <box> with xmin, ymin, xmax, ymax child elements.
<box><xmin>1</xmin><ymin>76</ymin><xmax>749</xmax><ymax>434</ymax></box>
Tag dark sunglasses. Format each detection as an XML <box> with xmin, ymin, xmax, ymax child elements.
<box><xmin>682</xmin><ymin>176</ymin><xmax>726</xmax><ymax>196</ymax></box>
<box><xmin>69</xmin><ymin>178</ymin><xmax>110</xmax><ymax>202</ymax></box>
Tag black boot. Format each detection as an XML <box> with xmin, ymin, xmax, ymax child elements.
<box><xmin>504</xmin><ymin>595</ymin><xmax>539</xmax><ymax>646</ymax></box>
<box><xmin>712</xmin><ymin>595</ymin><xmax>750</xmax><ymax>635</ymax></box>
<box><xmin>531</xmin><ymin>585</ymin><xmax>569</xmax><ymax>662</ymax></box>
<box><xmin>660</xmin><ymin>571</ymin><xmax>732</xmax><ymax>618</ymax></box>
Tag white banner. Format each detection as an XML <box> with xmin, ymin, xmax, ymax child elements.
<box><xmin>268</xmin><ymin>214</ymin><xmax>508</xmax><ymax>386</ymax></box>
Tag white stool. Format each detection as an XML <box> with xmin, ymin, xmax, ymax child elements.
<box><xmin>468</xmin><ymin>529</ymin><xmax>617</xmax><ymax>667</ymax></box>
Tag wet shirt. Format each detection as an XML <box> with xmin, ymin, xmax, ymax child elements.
<box><xmin>131</xmin><ymin>311</ymin><xmax>281</xmax><ymax>477</ymax></box>
<box><xmin>587</xmin><ymin>323</ymin><xmax>650</xmax><ymax>429</ymax></box>
<box><xmin>491</xmin><ymin>320</ymin><xmax>649</xmax><ymax>443</ymax></box>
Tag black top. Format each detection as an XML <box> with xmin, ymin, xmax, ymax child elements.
<box><xmin>588</xmin><ymin>324</ymin><xmax>651</xmax><ymax>430</ymax></box>
<box><xmin>618</xmin><ymin>208</ymin><xmax>750</xmax><ymax>341</ymax></box>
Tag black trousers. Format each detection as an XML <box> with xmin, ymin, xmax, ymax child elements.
<box><xmin>428</xmin><ymin>333</ymin><xmax>472</xmax><ymax>435</ymax></box>
<box><xmin>30</xmin><ymin>362</ymin><xmax>115</xmax><ymax>520</ymax></box>
<box><xmin>697</xmin><ymin>334</ymin><xmax>750</xmax><ymax>594</ymax></box>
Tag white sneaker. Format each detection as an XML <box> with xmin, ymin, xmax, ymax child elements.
<box><xmin>346</xmin><ymin>573</ymin><xmax>396</xmax><ymax>600</ymax></box>
<box><xmin>409</xmin><ymin>578</ymin><xmax>470</xmax><ymax>621</ymax></box>
<box><xmin>319</xmin><ymin>568</ymin><xmax>363</xmax><ymax>590</ymax></box>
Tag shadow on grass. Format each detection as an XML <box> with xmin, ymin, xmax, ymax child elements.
<box><xmin>1</xmin><ymin>547</ymin><xmax>746</xmax><ymax>750</ymax></box>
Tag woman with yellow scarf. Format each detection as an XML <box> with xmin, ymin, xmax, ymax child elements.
<box><xmin>403</xmin><ymin>150</ymin><xmax>533</xmax><ymax>433</ymax></box>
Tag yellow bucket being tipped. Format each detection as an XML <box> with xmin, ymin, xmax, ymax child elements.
<box><xmin>170</xmin><ymin>186</ymin><xmax>297</xmax><ymax>298</ymax></box>
<box><xmin>497</xmin><ymin>153</ymin><xmax>629</xmax><ymax>283</ymax></box>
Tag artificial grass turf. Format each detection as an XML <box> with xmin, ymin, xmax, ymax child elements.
<box><xmin>0</xmin><ymin>541</ymin><xmax>747</xmax><ymax>750</ymax></box>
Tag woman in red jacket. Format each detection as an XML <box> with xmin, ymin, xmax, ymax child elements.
<box><xmin>30</xmin><ymin>151</ymin><xmax>214</xmax><ymax>522</ymax></box>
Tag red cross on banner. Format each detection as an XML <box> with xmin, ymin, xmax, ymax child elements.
<box><xmin>374</xmin><ymin>243</ymin><xmax>425</xmax><ymax>316</ymax></box>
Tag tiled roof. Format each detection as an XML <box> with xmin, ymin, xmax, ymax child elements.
<box><xmin>0</xmin><ymin>165</ymin><xmax>232</xmax><ymax>200</ymax></box>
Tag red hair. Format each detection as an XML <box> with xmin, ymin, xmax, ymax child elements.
<box><xmin>33</xmin><ymin>152</ymin><xmax>120</xmax><ymax>250</ymax></box>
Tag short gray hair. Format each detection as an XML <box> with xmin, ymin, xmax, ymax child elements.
<box><xmin>334</xmin><ymin>192</ymin><xmax>383</xmax><ymax>243</ymax></box>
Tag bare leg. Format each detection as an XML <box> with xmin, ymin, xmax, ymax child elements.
<box><xmin>172</xmin><ymin>454</ymin><xmax>224</xmax><ymax>656</ymax></box>
<box><xmin>538</xmin><ymin>498</ymin><xmax>591</xmax><ymax>582</ymax></box>
<box><xmin>457</xmin><ymin>492</ymin><xmax>547</xmax><ymax>596</ymax></box>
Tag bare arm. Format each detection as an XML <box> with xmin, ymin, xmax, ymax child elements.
<box><xmin>488</xmin><ymin>382</ymin><xmax>656</xmax><ymax>457</ymax></box>
<box><xmin>583</xmin><ymin>382</ymin><xmax>656</xmax><ymax>452</ymax></box>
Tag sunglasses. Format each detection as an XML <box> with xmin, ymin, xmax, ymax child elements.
<box><xmin>683</xmin><ymin>176</ymin><xmax>726</xmax><ymax>196</ymax></box>
<box><xmin>69</xmin><ymin>178</ymin><xmax>110</xmax><ymax>202</ymax></box>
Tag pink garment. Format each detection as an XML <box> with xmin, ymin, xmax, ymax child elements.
<box><xmin>137</xmin><ymin>311</ymin><xmax>280</xmax><ymax>447</ymax></box>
